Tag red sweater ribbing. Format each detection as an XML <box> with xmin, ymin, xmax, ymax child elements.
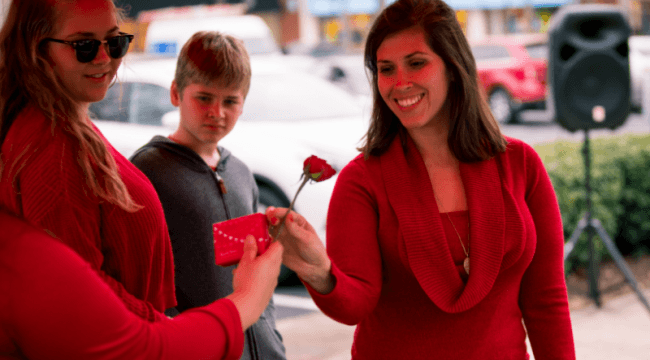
<box><xmin>0</xmin><ymin>211</ymin><xmax>244</xmax><ymax>360</ymax></box>
<box><xmin>306</xmin><ymin>135</ymin><xmax>575</xmax><ymax>359</ymax></box>
<box><xmin>0</xmin><ymin>106</ymin><xmax>176</xmax><ymax>321</ymax></box>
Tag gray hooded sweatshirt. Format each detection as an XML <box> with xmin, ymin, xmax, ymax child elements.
<box><xmin>130</xmin><ymin>135</ymin><xmax>286</xmax><ymax>360</ymax></box>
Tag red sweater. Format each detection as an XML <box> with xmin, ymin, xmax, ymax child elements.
<box><xmin>0</xmin><ymin>107</ymin><xmax>176</xmax><ymax>321</ymax></box>
<box><xmin>0</xmin><ymin>211</ymin><xmax>244</xmax><ymax>360</ymax></box>
<box><xmin>306</xmin><ymin>135</ymin><xmax>575</xmax><ymax>359</ymax></box>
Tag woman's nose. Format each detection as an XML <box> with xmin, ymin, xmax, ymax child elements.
<box><xmin>394</xmin><ymin>68</ymin><xmax>412</xmax><ymax>89</ymax></box>
<box><xmin>92</xmin><ymin>43</ymin><xmax>111</xmax><ymax>64</ymax></box>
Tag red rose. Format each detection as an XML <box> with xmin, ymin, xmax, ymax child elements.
<box><xmin>270</xmin><ymin>155</ymin><xmax>337</xmax><ymax>239</ymax></box>
<box><xmin>303</xmin><ymin>155</ymin><xmax>336</xmax><ymax>182</ymax></box>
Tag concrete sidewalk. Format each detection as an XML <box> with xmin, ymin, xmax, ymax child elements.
<box><xmin>276</xmin><ymin>289</ymin><xmax>650</xmax><ymax>360</ymax></box>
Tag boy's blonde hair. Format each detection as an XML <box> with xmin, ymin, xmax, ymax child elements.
<box><xmin>174</xmin><ymin>31</ymin><xmax>251</xmax><ymax>98</ymax></box>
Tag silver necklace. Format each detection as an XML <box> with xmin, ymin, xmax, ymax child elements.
<box><xmin>435</xmin><ymin>194</ymin><xmax>470</xmax><ymax>274</ymax></box>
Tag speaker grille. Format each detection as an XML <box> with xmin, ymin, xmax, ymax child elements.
<box><xmin>556</xmin><ymin>54</ymin><xmax>629</xmax><ymax>130</ymax></box>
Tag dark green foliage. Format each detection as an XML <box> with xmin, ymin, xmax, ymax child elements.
<box><xmin>534</xmin><ymin>135</ymin><xmax>650</xmax><ymax>272</ymax></box>
<box><xmin>615</xmin><ymin>152</ymin><xmax>650</xmax><ymax>254</ymax></box>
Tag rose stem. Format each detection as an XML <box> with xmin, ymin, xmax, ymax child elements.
<box><xmin>273</xmin><ymin>176</ymin><xmax>310</xmax><ymax>239</ymax></box>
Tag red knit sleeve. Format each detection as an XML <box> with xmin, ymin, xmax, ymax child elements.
<box><xmin>4</xmin><ymin>219</ymin><xmax>244</xmax><ymax>360</ymax></box>
<box><xmin>518</xmin><ymin>143</ymin><xmax>576</xmax><ymax>359</ymax></box>
<box><xmin>305</xmin><ymin>157</ymin><xmax>383</xmax><ymax>325</ymax></box>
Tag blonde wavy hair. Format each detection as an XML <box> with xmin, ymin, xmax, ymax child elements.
<box><xmin>0</xmin><ymin>0</ymin><xmax>140</xmax><ymax>212</ymax></box>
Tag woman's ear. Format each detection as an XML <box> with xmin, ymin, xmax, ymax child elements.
<box><xmin>38</xmin><ymin>41</ymin><xmax>56</xmax><ymax>68</ymax></box>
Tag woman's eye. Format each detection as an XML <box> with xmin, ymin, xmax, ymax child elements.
<box><xmin>378</xmin><ymin>66</ymin><xmax>393</xmax><ymax>74</ymax></box>
<box><xmin>410</xmin><ymin>60</ymin><xmax>425</xmax><ymax>68</ymax></box>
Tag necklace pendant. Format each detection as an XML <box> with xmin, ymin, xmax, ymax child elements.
<box><xmin>463</xmin><ymin>257</ymin><xmax>470</xmax><ymax>275</ymax></box>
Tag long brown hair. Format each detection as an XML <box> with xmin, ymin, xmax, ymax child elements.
<box><xmin>361</xmin><ymin>0</ymin><xmax>507</xmax><ymax>162</ymax></box>
<box><xmin>0</xmin><ymin>0</ymin><xmax>139</xmax><ymax>212</ymax></box>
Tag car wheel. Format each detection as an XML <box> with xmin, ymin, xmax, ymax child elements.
<box><xmin>258</xmin><ymin>185</ymin><xmax>289</xmax><ymax>213</ymax></box>
<box><xmin>258</xmin><ymin>185</ymin><xmax>297</xmax><ymax>285</ymax></box>
<box><xmin>489</xmin><ymin>88</ymin><xmax>517</xmax><ymax>124</ymax></box>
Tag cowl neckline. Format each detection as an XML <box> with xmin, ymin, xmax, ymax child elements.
<box><xmin>381</xmin><ymin>134</ymin><xmax>524</xmax><ymax>313</ymax></box>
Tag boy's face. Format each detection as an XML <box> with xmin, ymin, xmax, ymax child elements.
<box><xmin>171</xmin><ymin>80</ymin><xmax>245</xmax><ymax>147</ymax></box>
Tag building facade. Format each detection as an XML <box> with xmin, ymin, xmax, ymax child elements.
<box><xmin>115</xmin><ymin>0</ymin><xmax>650</xmax><ymax>54</ymax></box>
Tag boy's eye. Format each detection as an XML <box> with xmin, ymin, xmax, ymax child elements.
<box><xmin>196</xmin><ymin>95</ymin><xmax>211</xmax><ymax>102</ymax></box>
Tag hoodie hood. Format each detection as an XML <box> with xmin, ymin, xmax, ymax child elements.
<box><xmin>137</xmin><ymin>135</ymin><xmax>233</xmax><ymax>174</ymax></box>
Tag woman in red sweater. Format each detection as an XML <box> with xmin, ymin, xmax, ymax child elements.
<box><xmin>0</xmin><ymin>0</ymin><xmax>174</xmax><ymax>322</ymax></box>
<box><xmin>267</xmin><ymin>0</ymin><xmax>576</xmax><ymax>359</ymax></box>
<box><xmin>0</xmin><ymin>2</ymin><xmax>285</xmax><ymax>356</ymax></box>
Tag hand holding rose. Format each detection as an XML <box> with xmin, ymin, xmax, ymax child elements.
<box><xmin>266</xmin><ymin>155</ymin><xmax>336</xmax><ymax>295</ymax></box>
<box><xmin>267</xmin><ymin>207</ymin><xmax>334</xmax><ymax>295</ymax></box>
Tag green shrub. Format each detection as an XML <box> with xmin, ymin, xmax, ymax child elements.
<box><xmin>615</xmin><ymin>151</ymin><xmax>650</xmax><ymax>254</ymax></box>
<box><xmin>533</xmin><ymin>134</ymin><xmax>650</xmax><ymax>272</ymax></box>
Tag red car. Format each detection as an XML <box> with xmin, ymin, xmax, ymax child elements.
<box><xmin>471</xmin><ymin>33</ymin><xmax>548</xmax><ymax>124</ymax></box>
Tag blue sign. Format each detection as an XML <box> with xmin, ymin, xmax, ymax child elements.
<box><xmin>149</xmin><ymin>42</ymin><xmax>177</xmax><ymax>55</ymax></box>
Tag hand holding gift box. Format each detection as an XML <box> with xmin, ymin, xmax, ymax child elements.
<box><xmin>213</xmin><ymin>155</ymin><xmax>336</xmax><ymax>266</ymax></box>
<box><xmin>213</xmin><ymin>213</ymin><xmax>271</xmax><ymax>267</ymax></box>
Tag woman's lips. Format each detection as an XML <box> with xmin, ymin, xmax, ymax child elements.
<box><xmin>395</xmin><ymin>93</ymin><xmax>424</xmax><ymax>109</ymax></box>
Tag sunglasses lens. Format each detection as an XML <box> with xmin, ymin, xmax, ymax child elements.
<box><xmin>69</xmin><ymin>35</ymin><xmax>132</xmax><ymax>63</ymax></box>
<box><xmin>75</xmin><ymin>39</ymin><xmax>100</xmax><ymax>63</ymax></box>
<box><xmin>107</xmin><ymin>35</ymin><xmax>131</xmax><ymax>59</ymax></box>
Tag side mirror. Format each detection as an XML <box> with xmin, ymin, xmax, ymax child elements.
<box><xmin>329</xmin><ymin>66</ymin><xmax>346</xmax><ymax>82</ymax></box>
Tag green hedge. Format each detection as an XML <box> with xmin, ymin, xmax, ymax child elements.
<box><xmin>533</xmin><ymin>134</ymin><xmax>650</xmax><ymax>271</ymax></box>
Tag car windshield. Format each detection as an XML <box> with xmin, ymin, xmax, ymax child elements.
<box><xmin>241</xmin><ymin>72</ymin><xmax>363</xmax><ymax>121</ymax></box>
<box><xmin>525</xmin><ymin>44</ymin><xmax>548</xmax><ymax>60</ymax></box>
<box><xmin>89</xmin><ymin>81</ymin><xmax>177</xmax><ymax>125</ymax></box>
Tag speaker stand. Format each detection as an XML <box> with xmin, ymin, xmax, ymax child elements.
<box><xmin>563</xmin><ymin>129</ymin><xmax>650</xmax><ymax>314</ymax></box>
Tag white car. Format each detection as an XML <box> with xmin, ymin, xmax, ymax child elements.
<box><xmin>629</xmin><ymin>35</ymin><xmax>650</xmax><ymax>111</ymax></box>
<box><xmin>281</xmin><ymin>53</ymin><xmax>373</xmax><ymax>118</ymax></box>
<box><xmin>91</xmin><ymin>55</ymin><xmax>369</xmax><ymax>280</ymax></box>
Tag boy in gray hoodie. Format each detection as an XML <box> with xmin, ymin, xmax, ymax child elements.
<box><xmin>130</xmin><ymin>31</ymin><xmax>286</xmax><ymax>360</ymax></box>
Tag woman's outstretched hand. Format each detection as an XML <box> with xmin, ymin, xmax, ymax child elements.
<box><xmin>227</xmin><ymin>235</ymin><xmax>283</xmax><ymax>330</ymax></box>
<box><xmin>266</xmin><ymin>207</ymin><xmax>334</xmax><ymax>294</ymax></box>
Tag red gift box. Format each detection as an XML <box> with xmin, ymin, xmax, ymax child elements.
<box><xmin>213</xmin><ymin>213</ymin><xmax>271</xmax><ymax>267</ymax></box>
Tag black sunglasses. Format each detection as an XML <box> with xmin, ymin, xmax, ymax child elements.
<box><xmin>44</xmin><ymin>33</ymin><xmax>134</xmax><ymax>63</ymax></box>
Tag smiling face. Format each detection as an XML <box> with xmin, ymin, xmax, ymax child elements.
<box><xmin>376</xmin><ymin>26</ymin><xmax>450</xmax><ymax>133</ymax></box>
<box><xmin>46</xmin><ymin>0</ymin><xmax>121</xmax><ymax>107</ymax></box>
<box><xmin>171</xmin><ymin>81</ymin><xmax>245</xmax><ymax>151</ymax></box>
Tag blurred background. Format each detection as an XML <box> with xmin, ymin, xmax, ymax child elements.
<box><xmin>114</xmin><ymin>0</ymin><xmax>649</xmax><ymax>55</ymax></box>
<box><xmin>1</xmin><ymin>0</ymin><xmax>649</xmax><ymax>358</ymax></box>
<box><xmin>108</xmin><ymin>0</ymin><xmax>650</xmax><ymax>122</ymax></box>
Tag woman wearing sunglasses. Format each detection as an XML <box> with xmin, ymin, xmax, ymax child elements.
<box><xmin>0</xmin><ymin>2</ymin><xmax>283</xmax><ymax>358</ymax></box>
<box><xmin>0</xmin><ymin>0</ymin><xmax>175</xmax><ymax>323</ymax></box>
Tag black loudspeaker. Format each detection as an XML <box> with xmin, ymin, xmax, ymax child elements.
<box><xmin>548</xmin><ymin>4</ymin><xmax>631</xmax><ymax>132</ymax></box>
